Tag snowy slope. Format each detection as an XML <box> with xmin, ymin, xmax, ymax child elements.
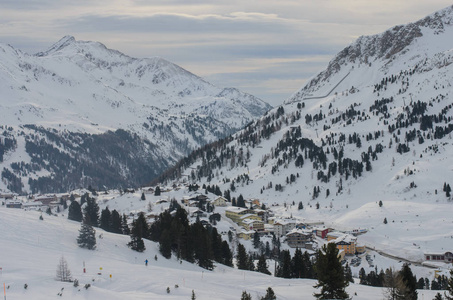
<box><xmin>156</xmin><ymin>5</ymin><xmax>453</xmax><ymax>265</ymax></box>
<box><xmin>0</xmin><ymin>36</ymin><xmax>271</xmax><ymax>193</ymax></box>
<box><xmin>0</xmin><ymin>195</ymin><xmax>443</xmax><ymax>300</ymax></box>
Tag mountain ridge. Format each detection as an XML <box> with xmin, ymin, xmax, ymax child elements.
<box><xmin>154</xmin><ymin>5</ymin><xmax>453</xmax><ymax>262</ymax></box>
<box><xmin>0</xmin><ymin>36</ymin><xmax>271</xmax><ymax>193</ymax></box>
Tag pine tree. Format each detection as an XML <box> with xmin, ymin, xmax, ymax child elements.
<box><xmin>241</xmin><ymin>291</ymin><xmax>252</xmax><ymax>300</ymax></box>
<box><xmin>314</xmin><ymin>243</ymin><xmax>349</xmax><ymax>299</ymax></box>
<box><xmin>236</xmin><ymin>243</ymin><xmax>249</xmax><ymax>270</ymax></box>
<box><xmin>132</xmin><ymin>212</ymin><xmax>149</xmax><ymax>239</ymax></box>
<box><xmin>344</xmin><ymin>262</ymin><xmax>354</xmax><ymax>283</ymax></box>
<box><xmin>261</xmin><ymin>287</ymin><xmax>276</xmax><ymax>300</ymax></box>
<box><xmin>398</xmin><ymin>263</ymin><xmax>417</xmax><ymax>300</ymax></box>
<box><xmin>99</xmin><ymin>207</ymin><xmax>112</xmax><ymax>231</ymax></box>
<box><xmin>298</xmin><ymin>201</ymin><xmax>303</xmax><ymax>210</ymax></box>
<box><xmin>435</xmin><ymin>292</ymin><xmax>444</xmax><ymax>300</ymax></box>
<box><xmin>292</xmin><ymin>248</ymin><xmax>304</xmax><ymax>278</ymax></box>
<box><xmin>221</xmin><ymin>240</ymin><xmax>233</xmax><ymax>267</ymax></box>
<box><xmin>159</xmin><ymin>229</ymin><xmax>172</xmax><ymax>258</ymax></box>
<box><xmin>83</xmin><ymin>194</ymin><xmax>99</xmax><ymax>227</ymax></box>
<box><xmin>77</xmin><ymin>223</ymin><xmax>96</xmax><ymax>250</ymax></box>
<box><xmin>237</xmin><ymin>194</ymin><xmax>246</xmax><ymax>208</ymax></box>
<box><xmin>256</xmin><ymin>254</ymin><xmax>271</xmax><ymax>275</ymax></box>
<box><xmin>141</xmin><ymin>192</ymin><xmax>146</xmax><ymax>201</ymax></box>
<box><xmin>121</xmin><ymin>214</ymin><xmax>130</xmax><ymax>235</ymax></box>
<box><xmin>55</xmin><ymin>256</ymin><xmax>72</xmax><ymax>282</ymax></box>
<box><xmin>154</xmin><ymin>186</ymin><xmax>161</xmax><ymax>196</ymax></box>
<box><xmin>247</xmin><ymin>255</ymin><xmax>255</xmax><ymax>271</ymax></box>
<box><xmin>278</xmin><ymin>250</ymin><xmax>292</xmax><ymax>278</ymax></box>
<box><xmin>128</xmin><ymin>213</ymin><xmax>148</xmax><ymax>252</ymax></box>
<box><xmin>110</xmin><ymin>209</ymin><xmax>122</xmax><ymax>234</ymax></box>
<box><xmin>445</xmin><ymin>269</ymin><xmax>453</xmax><ymax>300</ymax></box>
<box><xmin>68</xmin><ymin>200</ymin><xmax>83</xmax><ymax>222</ymax></box>
<box><xmin>128</xmin><ymin>235</ymin><xmax>145</xmax><ymax>252</ymax></box>
<box><xmin>253</xmin><ymin>231</ymin><xmax>261</xmax><ymax>249</ymax></box>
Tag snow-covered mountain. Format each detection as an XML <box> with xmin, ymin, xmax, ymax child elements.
<box><xmin>157</xmin><ymin>5</ymin><xmax>453</xmax><ymax>262</ymax></box>
<box><xmin>0</xmin><ymin>36</ymin><xmax>272</xmax><ymax>193</ymax></box>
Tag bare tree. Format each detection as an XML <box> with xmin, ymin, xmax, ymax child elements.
<box><xmin>56</xmin><ymin>256</ymin><xmax>72</xmax><ymax>282</ymax></box>
<box><xmin>383</xmin><ymin>268</ymin><xmax>403</xmax><ymax>300</ymax></box>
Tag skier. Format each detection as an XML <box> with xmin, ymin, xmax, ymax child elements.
<box><xmin>145</xmin><ymin>259</ymin><xmax>148</xmax><ymax>266</ymax></box>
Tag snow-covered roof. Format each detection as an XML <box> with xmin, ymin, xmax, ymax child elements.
<box><xmin>286</xmin><ymin>228</ymin><xmax>312</xmax><ymax>236</ymax></box>
<box><xmin>242</xmin><ymin>218</ymin><xmax>263</xmax><ymax>225</ymax></box>
<box><xmin>225</xmin><ymin>207</ymin><xmax>248</xmax><ymax>213</ymax></box>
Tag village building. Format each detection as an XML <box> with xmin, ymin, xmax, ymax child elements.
<box><xmin>212</xmin><ymin>196</ymin><xmax>228</xmax><ymax>207</ymax></box>
<box><xmin>327</xmin><ymin>232</ymin><xmax>364</xmax><ymax>255</ymax></box>
<box><xmin>273</xmin><ymin>220</ymin><xmax>296</xmax><ymax>237</ymax></box>
<box><xmin>313</xmin><ymin>227</ymin><xmax>334</xmax><ymax>239</ymax></box>
<box><xmin>34</xmin><ymin>195</ymin><xmax>59</xmax><ymax>206</ymax></box>
<box><xmin>286</xmin><ymin>228</ymin><xmax>314</xmax><ymax>249</ymax></box>
<box><xmin>241</xmin><ymin>218</ymin><xmax>264</xmax><ymax>232</ymax></box>
<box><xmin>22</xmin><ymin>201</ymin><xmax>44</xmax><ymax>210</ymax></box>
<box><xmin>238</xmin><ymin>230</ymin><xmax>255</xmax><ymax>240</ymax></box>
<box><xmin>0</xmin><ymin>193</ymin><xmax>15</xmax><ymax>200</ymax></box>
<box><xmin>424</xmin><ymin>252</ymin><xmax>453</xmax><ymax>263</ymax></box>
<box><xmin>225</xmin><ymin>207</ymin><xmax>251</xmax><ymax>223</ymax></box>
<box><xmin>5</xmin><ymin>200</ymin><xmax>22</xmax><ymax>208</ymax></box>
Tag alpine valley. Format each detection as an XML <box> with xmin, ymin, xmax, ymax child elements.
<box><xmin>1</xmin><ymin>4</ymin><xmax>453</xmax><ymax>300</ymax></box>
<box><xmin>0</xmin><ymin>36</ymin><xmax>271</xmax><ymax>193</ymax></box>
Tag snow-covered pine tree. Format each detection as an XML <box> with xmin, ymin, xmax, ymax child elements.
<box><xmin>77</xmin><ymin>223</ymin><xmax>96</xmax><ymax>250</ymax></box>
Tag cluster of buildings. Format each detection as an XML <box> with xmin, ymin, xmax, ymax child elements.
<box><xmin>224</xmin><ymin>204</ymin><xmax>371</xmax><ymax>258</ymax></box>
<box><xmin>2</xmin><ymin>193</ymin><xmax>67</xmax><ymax>210</ymax></box>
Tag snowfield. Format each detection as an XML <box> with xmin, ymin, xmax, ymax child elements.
<box><xmin>0</xmin><ymin>200</ymin><xmax>446</xmax><ymax>300</ymax></box>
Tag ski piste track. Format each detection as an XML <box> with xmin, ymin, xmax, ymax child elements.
<box><xmin>293</xmin><ymin>71</ymin><xmax>351</xmax><ymax>102</ymax></box>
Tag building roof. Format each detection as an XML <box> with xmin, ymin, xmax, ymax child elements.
<box><xmin>286</xmin><ymin>228</ymin><xmax>312</xmax><ymax>236</ymax></box>
<box><xmin>242</xmin><ymin>218</ymin><xmax>263</xmax><ymax>225</ymax></box>
<box><xmin>240</xmin><ymin>213</ymin><xmax>259</xmax><ymax>220</ymax></box>
<box><xmin>331</xmin><ymin>233</ymin><xmax>357</xmax><ymax>244</ymax></box>
<box><xmin>225</xmin><ymin>207</ymin><xmax>248</xmax><ymax>213</ymax></box>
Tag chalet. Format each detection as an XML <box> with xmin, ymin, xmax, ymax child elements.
<box><xmin>247</xmin><ymin>198</ymin><xmax>261</xmax><ymax>209</ymax></box>
<box><xmin>143</xmin><ymin>187</ymin><xmax>155</xmax><ymax>194</ymax></box>
<box><xmin>22</xmin><ymin>201</ymin><xmax>44</xmax><ymax>210</ymax></box>
<box><xmin>189</xmin><ymin>194</ymin><xmax>209</xmax><ymax>201</ymax></box>
<box><xmin>425</xmin><ymin>252</ymin><xmax>453</xmax><ymax>263</ymax></box>
<box><xmin>190</xmin><ymin>209</ymin><xmax>206</xmax><ymax>218</ymax></box>
<box><xmin>212</xmin><ymin>196</ymin><xmax>228</xmax><ymax>207</ymax></box>
<box><xmin>225</xmin><ymin>207</ymin><xmax>251</xmax><ymax>223</ymax></box>
<box><xmin>156</xmin><ymin>199</ymin><xmax>168</xmax><ymax>204</ymax></box>
<box><xmin>273</xmin><ymin>220</ymin><xmax>296</xmax><ymax>237</ymax></box>
<box><xmin>5</xmin><ymin>200</ymin><xmax>22</xmax><ymax>208</ymax></box>
<box><xmin>34</xmin><ymin>195</ymin><xmax>58</xmax><ymax>206</ymax></box>
<box><xmin>0</xmin><ymin>193</ymin><xmax>14</xmax><ymax>199</ymax></box>
<box><xmin>286</xmin><ymin>228</ymin><xmax>313</xmax><ymax>249</ymax></box>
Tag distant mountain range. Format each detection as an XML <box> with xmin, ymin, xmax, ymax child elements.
<box><xmin>0</xmin><ymin>36</ymin><xmax>271</xmax><ymax>193</ymax></box>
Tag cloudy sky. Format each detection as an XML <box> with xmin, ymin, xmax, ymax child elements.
<box><xmin>1</xmin><ymin>1</ymin><xmax>452</xmax><ymax>106</ymax></box>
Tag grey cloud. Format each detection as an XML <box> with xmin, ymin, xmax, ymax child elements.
<box><xmin>59</xmin><ymin>13</ymin><xmax>294</xmax><ymax>34</ymax></box>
